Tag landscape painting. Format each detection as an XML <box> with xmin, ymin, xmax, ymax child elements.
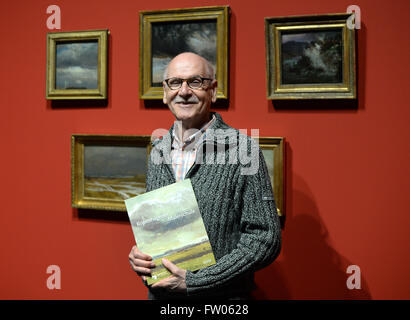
<box><xmin>125</xmin><ymin>179</ymin><xmax>216</xmax><ymax>284</ymax></box>
<box><xmin>139</xmin><ymin>6</ymin><xmax>229</xmax><ymax>99</ymax></box>
<box><xmin>55</xmin><ymin>41</ymin><xmax>99</xmax><ymax>89</ymax></box>
<box><xmin>71</xmin><ymin>135</ymin><xmax>151</xmax><ymax>211</ymax></box>
<box><xmin>265</xmin><ymin>13</ymin><xmax>356</xmax><ymax>99</ymax></box>
<box><xmin>83</xmin><ymin>145</ymin><xmax>147</xmax><ymax>201</ymax></box>
<box><xmin>281</xmin><ymin>29</ymin><xmax>343</xmax><ymax>85</ymax></box>
<box><xmin>46</xmin><ymin>30</ymin><xmax>108</xmax><ymax>99</ymax></box>
<box><xmin>151</xmin><ymin>20</ymin><xmax>217</xmax><ymax>86</ymax></box>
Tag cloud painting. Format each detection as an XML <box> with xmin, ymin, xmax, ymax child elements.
<box><xmin>55</xmin><ymin>41</ymin><xmax>98</xmax><ymax>89</ymax></box>
<box><xmin>83</xmin><ymin>145</ymin><xmax>148</xmax><ymax>200</ymax></box>
<box><xmin>151</xmin><ymin>20</ymin><xmax>217</xmax><ymax>85</ymax></box>
<box><xmin>84</xmin><ymin>145</ymin><xmax>147</xmax><ymax>178</ymax></box>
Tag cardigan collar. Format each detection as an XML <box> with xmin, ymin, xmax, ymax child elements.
<box><xmin>152</xmin><ymin>112</ymin><xmax>238</xmax><ymax>155</ymax></box>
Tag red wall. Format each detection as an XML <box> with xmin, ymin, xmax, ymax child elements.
<box><xmin>1</xmin><ymin>0</ymin><xmax>409</xmax><ymax>299</ymax></box>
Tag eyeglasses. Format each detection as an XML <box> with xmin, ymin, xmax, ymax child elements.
<box><xmin>164</xmin><ymin>76</ymin><xmax>213</xmax><ymax>90</ymax></box>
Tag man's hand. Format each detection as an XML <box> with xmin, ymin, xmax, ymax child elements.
<box><xmin>151</xmin><ymin>259</ymin><xmax>187</xmax><ymax>293</ymax></box>
<box><xmin>128</xmin><ymin>245</ymin><xmax>155</xmax><ymax>283</ymax></box>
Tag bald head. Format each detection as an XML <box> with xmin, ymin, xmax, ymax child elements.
<box><xmin>162</xmin><ymin>52</ymin><xmax>218</xmax><ymax>131</ymax></box>
<box><xmin>163</xmin><ymin>52</ymin><xmax>215</xmax><ymax>81</ymax></box>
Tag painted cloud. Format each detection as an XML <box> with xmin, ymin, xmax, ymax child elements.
<box><xmin>55</xmin><ymin>41</ymin><xmax>98</xmax><ymax>89</ymax></box>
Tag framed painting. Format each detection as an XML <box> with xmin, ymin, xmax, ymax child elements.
<box><xmin>71</xmin><ymin>135</ymin><xmax>151</xmax><ymax>211</ymax></box>
<box><xmin>139</xmin><ymin>6</ymin><xmax>230</xmax><ymax>100</ymax></box>
<box><xmin>46</xmin><ymin>30</ymin><xmax>109</xmax><ymax>100</ymax></box>
<box><xmin>265</xmin><ymin>13</ymin><xmax>356</xmax><ymax>99</ymax></box>
<box><xmin>259</xmin><ymin>137</ymin><xmax>285</xmax><ymax>216</ymax></box>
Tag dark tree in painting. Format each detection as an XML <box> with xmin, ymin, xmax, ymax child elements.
<box><xmin>281</xmin><ymin>30</ymin><xmax>343</xmax><ymax>85</ymax></box>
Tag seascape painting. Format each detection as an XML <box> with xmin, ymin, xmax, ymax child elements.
<box><xmin>84</xmin><ymin>145</ymin><xmax>147</xmax><ymax>200</ymax></box>
<box><xmin>55</xmin><ymin>41</ymin><xmax>99</xmax><ymax>89</ymax></box>
<box><xmin>151</xmin><ymin>20</ymin><xmax>217</xmax><ymax>85</ymax></box>
<box><xmin>280</xmin><ymin>29</ymin><xmax>343</xmax><ymax>85</ymax></box>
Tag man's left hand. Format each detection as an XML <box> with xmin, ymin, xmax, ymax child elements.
<box><xmin>151</xmin><ymin>259</ymin><xmax>187</xmax><ymax>293</ymax></box>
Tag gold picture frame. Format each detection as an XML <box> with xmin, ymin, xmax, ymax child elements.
<box><xmin>265</xmin><ymin>13</ymin><xmax>356</xmax><ymax>99</ymax></box>
<box><xmin>71</xmin><ymin>135</ymin><xmax>151</xmax><ymax>211</ymax></box>
<box><xmin>259</xmin><ymin>137</ymin><xmax>285</xmax><ymax>216</ymax></box>
<box><xmin>46</xmin><ymin>30</ymin><xmax>109</xmax><ymax>100</ymax></box>
<box><xmin>139</xmin><ymin>6</ymin><xmax>230</xmax><ymax>100</ymax></box>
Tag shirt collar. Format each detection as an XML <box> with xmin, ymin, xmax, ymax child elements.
<box><xmin>172</xmin><ymin>114</ymin><xmax>216</xmax><ymax>149</ymax></box>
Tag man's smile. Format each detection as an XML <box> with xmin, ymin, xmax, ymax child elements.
<box><xmin>176</xmin><ymin>101</ymin><xmax>196</xmax><ymax>106</ymax></box>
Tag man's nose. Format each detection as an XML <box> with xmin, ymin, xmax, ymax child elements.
<box><xmin>178</xmin><ymin>81</ymin><xmax>192</xmax><ymax>97</ymax></box>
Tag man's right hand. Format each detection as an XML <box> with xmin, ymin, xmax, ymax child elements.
<box><xmin>128</xmin><ymin>245</ymin><xmax>156</xmax><ymax>283</ymax></box>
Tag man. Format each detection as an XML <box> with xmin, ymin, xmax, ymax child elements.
<box><xmin>129</xmin><ymin>52</ymin><xmax>281</xmax><ymax>299</ymax></box>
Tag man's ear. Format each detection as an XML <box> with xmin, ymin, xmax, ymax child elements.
<box><xmin>211</xmin><ymin>80</ymin><xmax>218</xmax><ymax>103</ymax></box>
<box><xmin>163</xmin><ymin>81</ymin><xmax>168</xmax><ymax>104</ymax></box>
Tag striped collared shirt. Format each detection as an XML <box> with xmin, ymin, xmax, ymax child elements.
<box><xmin>171</xmin><ymin>115</ymin><xmax>216</xmax><ymax>182</ymax></box>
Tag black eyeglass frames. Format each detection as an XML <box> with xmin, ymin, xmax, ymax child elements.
<box><xmin>164</xmin><ymin>76</ymin><xmax>213</xmax><ymax>90</ymax></box>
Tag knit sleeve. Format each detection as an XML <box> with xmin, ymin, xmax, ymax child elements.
<box><xmin>145</xmin><ymin>150</ymin><xmax>156</xmax><ymax>193</ymax></box>
<box><xmin>185</xmin><ymin>144</ymin><xmax>282</xmax><ymax>297</ymax></box>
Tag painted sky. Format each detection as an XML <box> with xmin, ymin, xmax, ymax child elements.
<box><xmin>151</xmin><ymin>21</ymin><xmax>217</xmax><ymax>84</ymax></box>
<box><xmin>282</xmin><ymin>30</ymin><xmax>341</xmax><ymax>44</ymax></box>
<box><xmin>84</xmin><ymin>145</ymin><xmax>147</xmax><ymax>178</ymax></box>
<box><xmin>126</xmin><ymin>180</ymin><xmax>207</xmax><ymax>257</ymax></box>
<box><xmin>55</xmin><ymin>41</ymin><xmax>98</xmax><ymax>89</ymax></box>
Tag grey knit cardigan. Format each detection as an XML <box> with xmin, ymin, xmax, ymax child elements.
<box><xmin>146</xmin><ymin>112</ymin><xmax>281</xmax><ymax>299</ymax></box>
